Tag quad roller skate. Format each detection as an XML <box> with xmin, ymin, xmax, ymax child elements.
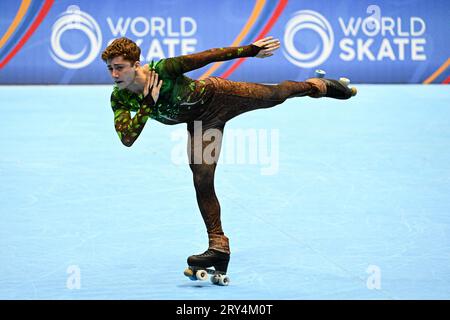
<box><xmin>309</xmin><ymin>69</ymin><xmax>357</xmax><ymax>99</ymax></box>
<box><xmin>183</xmin><ymin>249</ymin><xmax>230</xmax><ymax>286</ymax></box>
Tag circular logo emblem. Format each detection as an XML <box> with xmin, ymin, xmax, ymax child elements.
<box><xmin>283</xmin><ymin>10</ymin><xmax>334</xmax><ymax>68</ymax></box>
<box><xmin>50</xmin><ymin>5</ymin><xmax>102</xmax><ymax>69</ymax></box>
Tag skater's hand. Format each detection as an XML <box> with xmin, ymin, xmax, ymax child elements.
<box><xmin>252</xmin><ymin>36</ymin><xmax>281</xmax><ymax>58</ymax></box>
<box><xmin>143</xmin><ymin>70</ymin><xmax>163</xmax><ymax>104</ymax></box>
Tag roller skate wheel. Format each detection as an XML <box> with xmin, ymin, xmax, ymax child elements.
<box><xmin>210</xmin><ymin>275</ymin><xmax>219</xmax><ymax>285</ymax></box>
<box><xmin>196</xmin><ymin>269</ymin><xmax>208</xmax><ymax>281</ymax></box>
<box><xmin>218</xmin><ymin>275</ymin><xmax>230</xmax><ymax>286</ymax></box>
<box><xmin>315</xmin><ymin>69</ymin><xmax>326</xmax><ymax>78</ymax></box>
<box><xmin>339</xmin><ymin>77</ymin><xmax>350</xmax><ymax>86</ymax></box>
<box><xmin>184</xmin><ymin>268</ymin><xmax>194</xmax><ymax>277</ymax></box>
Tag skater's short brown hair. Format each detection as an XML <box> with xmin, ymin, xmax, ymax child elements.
<box><xmin>101</xmin><ymin>37</ymin><xmax>140</xmax><ymax>64</ymax></box>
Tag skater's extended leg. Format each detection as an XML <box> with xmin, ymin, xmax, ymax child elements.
<box><xmin>206</xmin><ymin>77</ymin><xmax>355</xmax><ymax>122</ymax></box>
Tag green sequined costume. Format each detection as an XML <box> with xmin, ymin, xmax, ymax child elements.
<box><xmin>110</xmin><ymin>44</ymin><xmax>316</xmax><ymax>254</ymax></box>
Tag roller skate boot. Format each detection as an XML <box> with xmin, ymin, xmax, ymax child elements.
<box><xmin>183</xmin><ymin>249</ymin><xmax>230</xmax><ymax>286</ymax></box>
<box><xmin>307</xmin><ymin>69</ymin><xmax>357</xmax><ymax>99</ymax></box>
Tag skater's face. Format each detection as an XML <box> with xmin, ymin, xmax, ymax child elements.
<box><xmin>107</xmin><ymin>56</ymin><xmax>139</xmax><ymax>90</ymax></box>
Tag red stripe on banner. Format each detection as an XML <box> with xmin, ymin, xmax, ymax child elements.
<box><xmin>221</xmin><ymin>0</ymin><xmax>288</xmax><ymax>79</ymax></box>
<box><xmin>0</xmin><ymin>0</ymin><xmax>54</xmax><ymax>69</ymax></box>
<box><xmin>443</xmin><ymin>76</ymin><xmax>450</xmax><ymax>84</ymax></box>
<box><xmin>255</xmin><ymin>0</ymin><xmax>289</xmax><ymax>41</ymax></box>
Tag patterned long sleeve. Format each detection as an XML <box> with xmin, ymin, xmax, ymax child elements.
<box><xmin>156</xmin><ymin>44</ymin><xmax>261</xmax><ymax>77</ymax></box>
<box><xmin>111</xmin><ymin>91</ymin><xmax>155</xmax><ymax>147</ymax></box>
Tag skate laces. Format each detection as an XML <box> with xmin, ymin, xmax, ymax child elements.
<box><xmin>198</xmin><ymin>249</ymin><xmax>215</xmax><ymax>257</ymax></box>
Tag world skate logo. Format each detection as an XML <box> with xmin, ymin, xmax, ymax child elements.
<box><xmin>283</xmin><ymin>10</ymin><xmax>334</xmax><ymax>68</ymax></box>
<box><xmin>50</xmin><ymin>5</ymin><xmax>102</xmax><ymax>69</ymax></box>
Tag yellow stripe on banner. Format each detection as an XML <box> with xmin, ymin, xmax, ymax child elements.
<box><xmin>423</xmin><ymin>58</ymin><xmax>450</xmax><ymax>84</ymax></box>
<box><xmin>0</xmin><ymin>0</ymin><xmax>32</xmax><ymax>49</ymax></box>
<box><xmin>199</xmin><ymin>0</ymin><xmax>266</xmax><ymax>79</ymax></box>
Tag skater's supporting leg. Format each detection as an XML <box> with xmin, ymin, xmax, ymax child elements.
<box><xmin>187</xmin><ymin>122</ymin><xmax>230</xmax><ymax>254</ymax></box>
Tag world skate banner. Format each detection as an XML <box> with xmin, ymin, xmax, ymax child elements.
<box><xmin>0</xmin><ymin>0</ymin><xmax>448</xmax><ymax>84</ymax></box>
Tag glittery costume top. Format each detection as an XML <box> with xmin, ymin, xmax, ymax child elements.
<box><xmin>110</xmin><ymin>44</ymin><xmax>261</xmax><ymax>146</ymax></box>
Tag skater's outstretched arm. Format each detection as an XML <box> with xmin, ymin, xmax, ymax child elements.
<box><xmin>153</xmin><ymin>36</ymin><xmax>281</xmax><ymax>77</ymax></box>
<box><xmin>111</xmin><ymin>71</ymin><xmax>163</xmax><ymax>147</ymax></box>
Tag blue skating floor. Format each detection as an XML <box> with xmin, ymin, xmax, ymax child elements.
<box><xmin>1</xmin><ymin>84</ymin><xmax>449</xmax><ymax>300</ymax></box>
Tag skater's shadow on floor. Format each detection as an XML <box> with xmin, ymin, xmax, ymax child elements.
<box><xmin>176</xmin><ymin>283</ymin><xmax>215</xmax><ymax>289</ymax></box>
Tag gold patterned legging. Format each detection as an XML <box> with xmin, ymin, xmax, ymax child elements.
<box><xmin>186</xmin><ymin>77</ymin><xmax>316</xmax><ymax>254</ymax></box>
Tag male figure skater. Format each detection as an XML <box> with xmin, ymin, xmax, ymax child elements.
<box><xmin>101</xmin><ymin>36</ymin><xmax>356</xmax><ymax>282</ymax></box>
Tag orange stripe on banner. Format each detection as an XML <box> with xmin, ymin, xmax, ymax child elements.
<box><xmin>0</xmin><ymin>0</ymin><xmax>32</xmax><ymax>49</ymax></box>
<box><xmin>221</xmin><ymin>0</ymin><xmax>288</xmax><ymax>79</ymax></box>
<box><xmin>198</xmin><ymin>0</ymin><xmax>266</xmax><ymax>79</ymax></box>
<box><xmin>423</xmin><ymin>58</ymin><xmax>450</xmax><ymax>84</ymax></box>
